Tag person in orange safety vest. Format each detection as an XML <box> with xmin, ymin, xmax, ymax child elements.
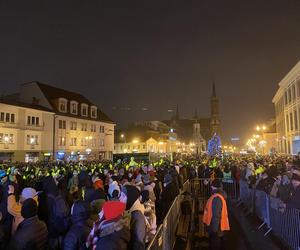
<box><xmin>203</xmin><ymin>179</ymin><xmax>230</xmax><ymax>250</ymax></box>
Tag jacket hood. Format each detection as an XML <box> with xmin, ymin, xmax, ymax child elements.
<box><xmin>42</xmin><ymin>176</ymin><xmax>59</xmax><ymax>196</ymax></box>
<box><xmin>71</xmin><ymin>200</ymin><xmax>91</xmax><ymax>223</ymax></box>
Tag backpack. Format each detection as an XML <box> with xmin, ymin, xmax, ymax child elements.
<box><xmin>48</xmin><ymin>194</ymin><xmax>70</xmax><ymax>236</ymax></box>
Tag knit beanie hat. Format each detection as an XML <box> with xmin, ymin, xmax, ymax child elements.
<box><xmin>103</xmin><ymin>201</ymin><xmax>126</xmax><ymax>221</ymax></box>
<box><xmin>123</xmin><ymin>185</ymin><xmax>140</xmax><ymax>210</ymax></box>
<box><xmin>21</xmin><ymin>198</ymin><xmax>38</xmax><ymax>219</ymax></box>
<box><xmin>94</xmin><ymin>179</ymin><xmax>104</xmax><ymax>190</ymax></box>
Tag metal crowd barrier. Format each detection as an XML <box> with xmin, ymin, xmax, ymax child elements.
<box><xmin>147</xmin><ymin>180</ymin><xmax>190</xmax><ymax>250</ymax></box>
<box><xmin>239</xmin><ymin>180</ymin><xmax>300</xmax><ymax>250</ymax></box>
<box><xmin>190</xmin><ymin>178</ymin><xmax>239</xmax><ymax>200</ymax></box>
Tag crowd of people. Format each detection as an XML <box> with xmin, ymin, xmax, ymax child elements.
<box><xmin>0</xmin><ymin>157</ymin><xmax>186</xmax><ymax>250</ymax></box>
<box><xmin>0</xmin><ymin>154</ymin><xmax>300</xmax><ymax>250</ymax></box>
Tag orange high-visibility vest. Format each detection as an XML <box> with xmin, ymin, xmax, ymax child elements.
<box><xmin>203</xmin><ymin>193</ymin><xmax>230</xmax><ymax>231</ymax></box>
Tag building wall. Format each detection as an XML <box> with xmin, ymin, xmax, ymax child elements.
<box><xmin>54</xmin><ymin>115</ymin><xmax>114</xmax><ymax>160</ymax></box>
<box><xmin>0</xmin><ymin>103</ymin><xmax>54</xmax><ymax>162</ymax></box>
<box><xmin>273</xmin><ymin>61</ymin><xmax>300</xmax><ymax>155</ymax></box>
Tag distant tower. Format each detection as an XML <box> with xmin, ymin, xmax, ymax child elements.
<box><xmin>193</xmin><ymin>109</ymin><xmax>206</xmax><ymax>153</ymax></box>
<box><xmin>210</xmin><ymin>82</ymin><xmax>221</xmax><ymax>136</ymax></box>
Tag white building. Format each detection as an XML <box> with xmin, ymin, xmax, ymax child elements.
<box><xmin>1</xmin><ymin>81</ymin><xmax>115</xmax><ymax>161</ymax></box>
<box><xmin>273</xmin><ymin>61</ymin><xmax>300</xmax><ymax>154</ymax></box>
<box><xmin>0</xmin><ymin>100</ymin><xmax>54</xmax><ymax>162</ymax></box>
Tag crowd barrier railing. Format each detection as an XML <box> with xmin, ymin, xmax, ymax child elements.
<box><xmin>190</xmin><ymin>178</ymin><xmax>239</xmax><ymax>200</ymax></box>
<box><xmin>239</xmin><ymin>180</ymin><xmax>300</xmax><ymax>250</ymax></box>
<box><xmin>147</xmin><ymin>180</ymin><xmax>190</xmax><ymax>250</ymax></box>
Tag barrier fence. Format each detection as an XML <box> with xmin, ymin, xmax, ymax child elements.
<box><xmin>190</xmin><ymin>178</ymin><xmax>239</xmax><ymax>200</ymax></box>
<box><xmin>146</xmin><ymin>180</ymin><xmax>190</xmax><ymax>250</ymax></box>
<box><xmin>239</xmin><ymin>180</ymin><xmax>300</xmax><ymax>250</ymax></box>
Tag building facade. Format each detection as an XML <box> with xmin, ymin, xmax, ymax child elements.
<box><xmin>273</xmin><ymin>61</ymin><xmax>300</xmax><ymax>154</ymax></box>
<box><xmin>1</xmin><ymin>81</ymin><xmax>115</xmax><ymax>161</ymax></box>
<box><xmin>0</xmin><ymin>101</ymin><xmax>54</xmax><ymax>162</ymax></box>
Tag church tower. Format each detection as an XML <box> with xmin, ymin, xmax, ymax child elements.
<box><xmin>193</xmin><ymin>109</ymin><xmax>206</xmax><ymax>153</ymax></box>
<box><xmin>210</xmin><ymin>82</ymin><xmax>221</xmax><ymax>136</ymax></box>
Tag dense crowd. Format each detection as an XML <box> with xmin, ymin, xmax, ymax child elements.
<box><xmin>0</xmin><ymin>154</ymin><xmax>300</xmax><ymax>250</ymax></box>
<box><xmin>0</xmin><ymin>157</ymin><xmax>186</xmax><ymax>250</ymax></box>
<box><xmin>194</xmin><ymin>155</ymin><xmax>300</xmax><ymax>210</ymax></box>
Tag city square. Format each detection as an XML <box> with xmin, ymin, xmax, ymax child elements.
<box><xmin>0</xmin><ymin>1</ymin><xmax>300</xmax><ymax>250</ymax></box>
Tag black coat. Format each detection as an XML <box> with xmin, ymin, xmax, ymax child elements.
<box><xmin>287</xmin><ymin>185</ymin><xmax>300</xmax><ymax>210</ymax></box>
<box><xmin>160</xmin><ymin>182</ymin><xmax>179</xmax><ymax>217</ymax></box>
<box><xmin>63</xmin><ymin>201</ymin><xmax>92</xmax><ymax>250</ymax></box>
<box><xmin>8</xmin><ymin>216</ymin><xmax>48</xmax><ymax>250</ymax></box>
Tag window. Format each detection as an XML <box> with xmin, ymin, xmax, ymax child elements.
<box><xmin>295</xmin><ymin>110</ymin><xmax>299</xmax><ymax>130</ymax></box>
<box><xmin>81</xmin><ymin>138</ymin><xmax>88</xmax><ymax>146</ymax></box>
<box><xmin>81</xmin><ymin>104</ymin><xmax>88</xmax><ymax>117</ymax></box>
<box><xmin>286</xmin><ymin>115</ymin><xmax>289</xmax><ymax>132</ymax></box>
<box><xmin>293</xmin><ymin>85</ymin><xmax>296</xmax><ymax>100</ymax></box>
<box><xmin>143</xmin><ymin>144</ymin><xmax>146</xmax><ymax>149</ymax></box>
<box><xmin>59</xmin><ymin>99</ymin><xmax>67</xmax><ymax>112</ymax></box>
<box><xmin>81</xmin><ymin>123</ymin><xmax>87</xmax><ymax>131</ymax></box>
<box><xmin>27</xmin><ymin>116</ymin><xmax>40</xmax><ymax>126</ymax></box>
<box><xmin>10</xmin><ymin>114</ymin><xmax>15</xmax><ymax>123</ymax></box>
<box><xmin>91</xmin><ymin>124</ymin><xmax>96</xmax><ymax>132</ymax></box>
<box><xmin>127</xmin><ymin>145</ymin><xmax>130</xmax><ymax>149</ymax></box>
<box><xmin>99</xmin><ymin>125</ymin><xmax>105</xmax><ymax>133</ymax></box>
<box><xmin>70</xmin><ymin>137</ymin><xmax>77</xmax><ymax>146</ymax></box>
<box><xmin>70</xmin><ymin>101</ymin><xmax>78</xmax><ymax>115</ymax></box>
<box><xmin>0</xmin><ymin>112</ymin><xmax>4</xmax><ymax>122</ymax></box>
<box><xmin>27</xmin><ymin>135</ymin><xmax>38</xmax><ymax>145</ymax></box>
<box><xmin>92</xmin><ymin>138</ymin><xmax>97</xmax><ymax>147</ymax></box>
<box><xmin>58</xmin><ymin>137</ymin><xmax>66</xmax><ymax>146</ymax></box>
<box><xmin>91</xmin><ymin>106</ymin><xmax>97</xmax><ymax>118</ymax></box>
<box><xmin>59</xmin><ymin>120</ymin><xmax>66</xmax><ymax>129</ymax></box>
<box><xmin>0</xmin><ymin>133</ymin><xmax>14</xmax><ymax>144</ymax></box>
<box><xmin>284</xmin><ymin>91</ymin><xmax>288</xmax><ymax>105</ymax></box>
<box><xmin>288</xmin><ymin>88</ymin><xmax>292</xmax><ymax>103</ymax></box>
<box><xmin>290</xmin><ymin>113</ymin><xmax>294</xmax><ymax>131</ymax></box>
<box><xmin>70</xmin><ymin>122</ymin><xmax>77</xmax><ymax>130</ymax></box>
<box><xmin>5</xmin><ymin>113</ymin><xmax>10</xmax><ymax>122</ymax></box>
<box><xmin>100</xmin><ymin>139</ymin><xmax>104</xmax><ymax>147</ymax></box>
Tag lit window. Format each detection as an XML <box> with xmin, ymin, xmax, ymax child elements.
<box><xmin>70</xmin><ymin>122</ymin><xmax>77</xmax><ymax>130</ymax></box>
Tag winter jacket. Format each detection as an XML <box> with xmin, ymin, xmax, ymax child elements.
<box><xmin>160</xmin><ymin>182</ymin><xmax>179</xmax><ymax>217</ymax></box>
<box><xmin>8</xmin><ymin>216</ymin><xmax>48</xmax><ymax>250</ymax></box>
<box><xmin>95</xmin><ymin>217</ymin><xmax>131</xmax><ymax>250</ymax></box>
<box><xmin>205</xmin><ymin>189</ymin><xmax>228</xmax><ymax>237</ymax></box>
<box><xmin>41</xmin><ymin>176</ymin><xmax>70</xmax><ymax>238</ymax></box>
<box><xmin>63</xmin><ymin>201</ymin><xmax>92</xmax><ymax>250</ymax></box>
<box><xmin>7</xmin><ymin>194</ymin><xmax>39</xmax><ymax>235</ymax></box>
<box><xmin>287</xmin><ymin>186</ymin><xmax>300</xmax><ymax>210</ymax></box>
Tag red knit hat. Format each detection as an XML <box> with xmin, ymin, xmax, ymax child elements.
<box><xmin>103</xmin><ymin>201</ymin><xmax>126</xmax><ymax>220</ymax></box>
<box><xmin>94</xmin><ymin>179</ymin><xmax>104</xmax><ymax>190</ymax></box>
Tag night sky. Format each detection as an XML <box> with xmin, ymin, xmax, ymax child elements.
<box><xmin>1</xmin><ymin>0</ymin><xmax>300</xmax><ymax>143</ymax></box>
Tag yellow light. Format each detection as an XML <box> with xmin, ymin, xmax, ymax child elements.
<box><xmin>158</xmin><ymin>141</ymin><xmax>164</xmax><ymax>145</ymax></box>
<box><xmin>120</xmin><ymin>134</ymin><xmax>124</xmax><ymax>138</ymax></box>
<box><xmin>132</xmin><ymin>139</ymin><xmax>139</xmax><ymax>144</ymax></box>
<box><xmin>262</xmin><ymin>125</ymin><xmax>266</xmax><ymax>131</ymax></box>
<box><xmin>256</xmin><ymin>126</ymin><xmax>261</xmax><ymax>131</ymax></box>
<box><xmin>89</xmin><ymin>136</ymin><xmax>92</xmax><ymax>140</ymax></box>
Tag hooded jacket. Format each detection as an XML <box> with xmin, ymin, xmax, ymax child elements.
<box><xmin>63</xmin><ymin>201</ymin><xmax>92</xmax><ymax>250</ymax></box>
